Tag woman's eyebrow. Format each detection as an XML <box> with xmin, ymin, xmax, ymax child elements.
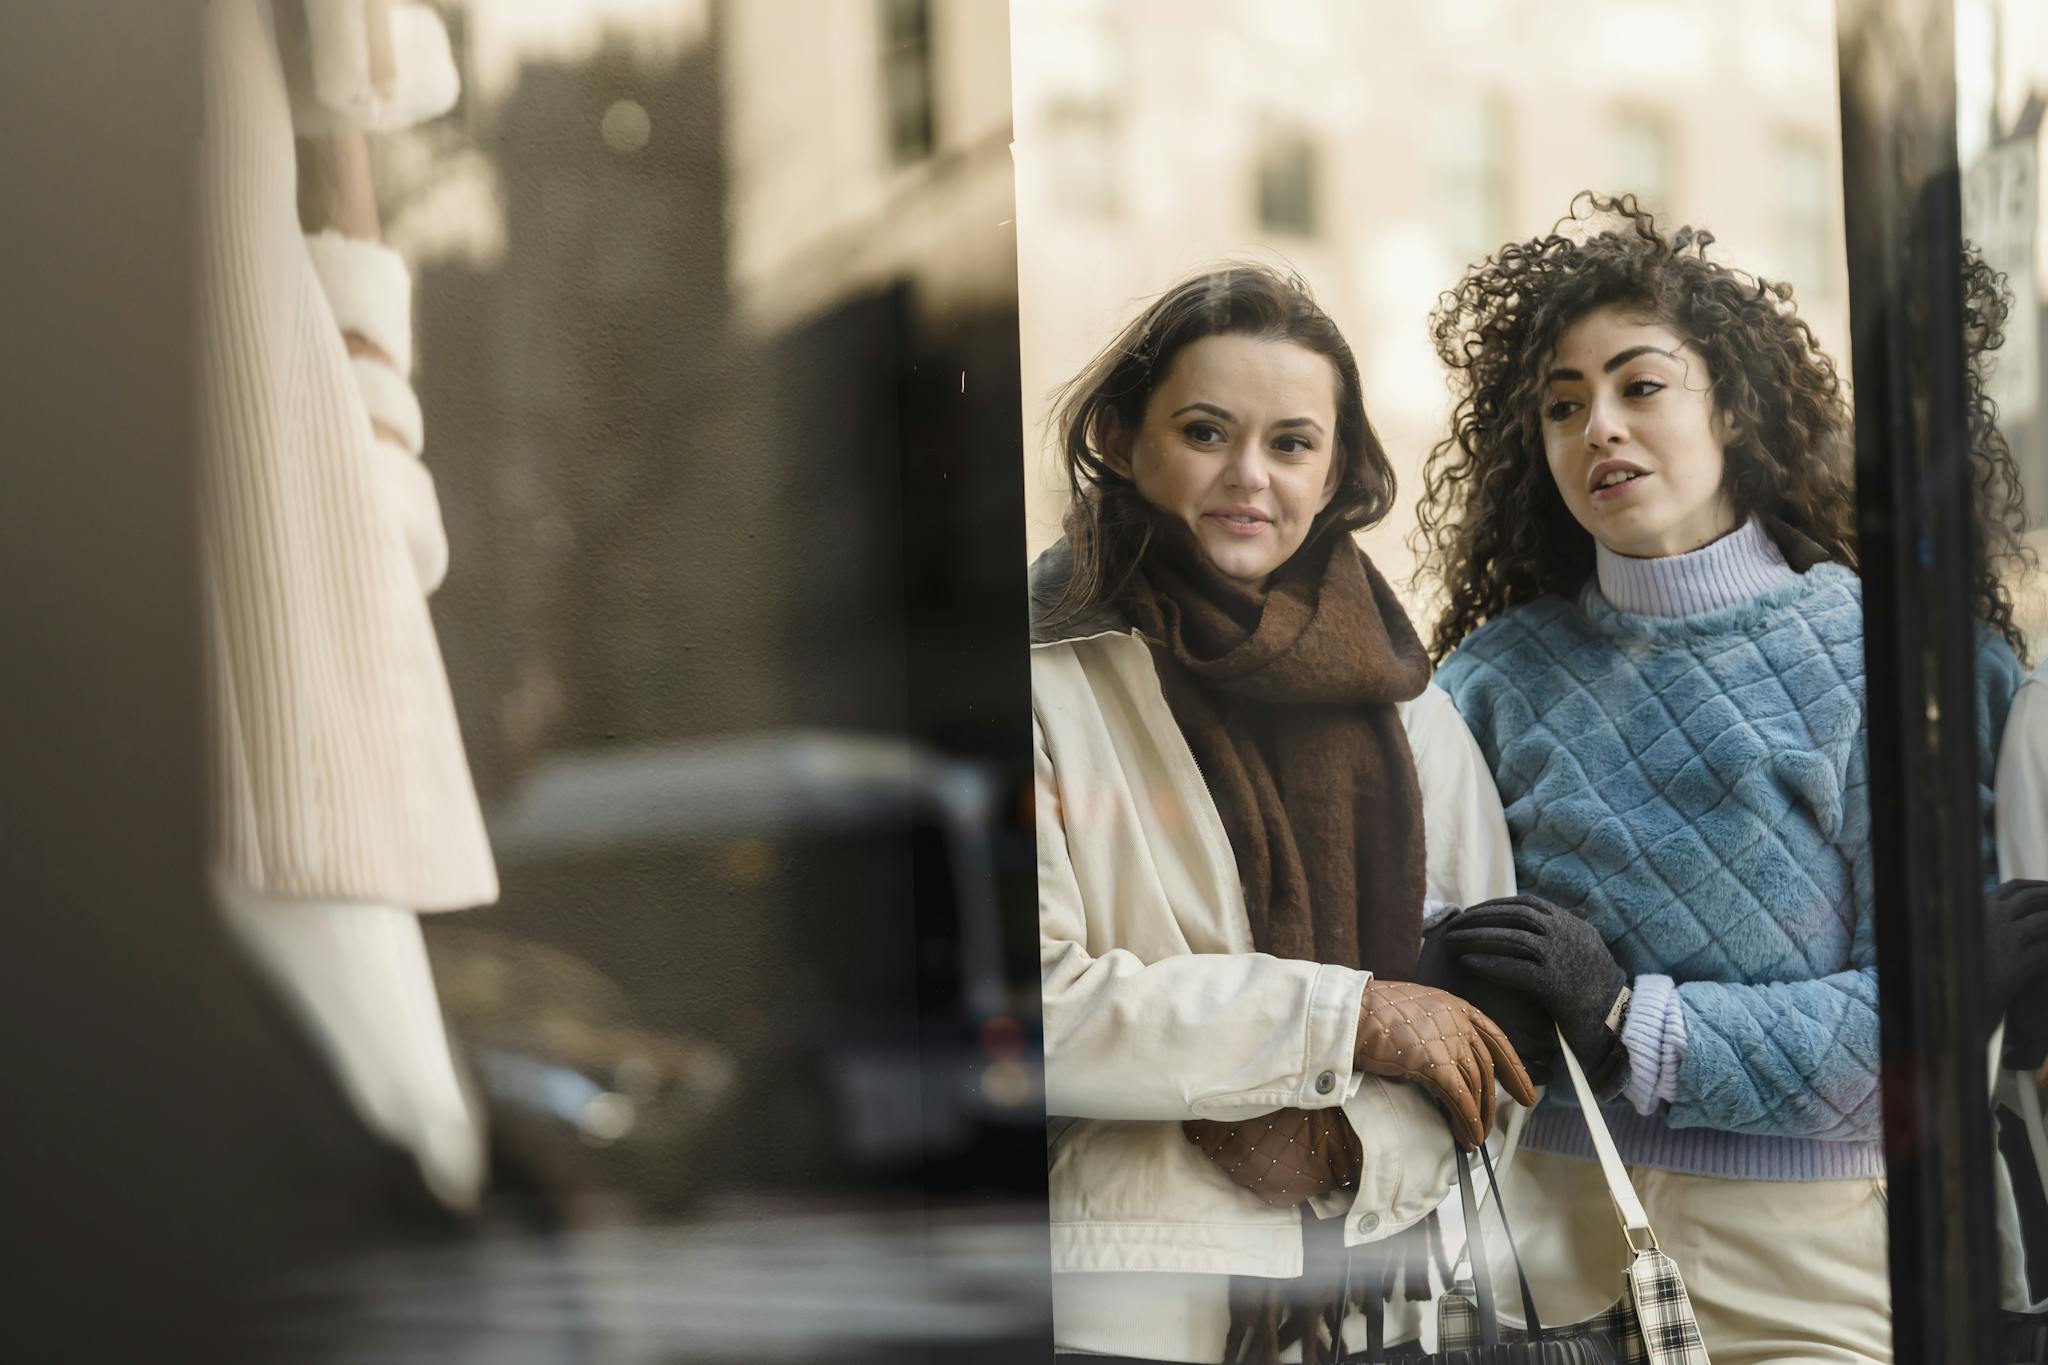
<box><xmin>1170</xmin><ymin>402</ymin><xmax>1233</xmax><ymax>421</ymax></box>
<box><xmin>1602</xmin><ymin>344</ymin><xmax>1681</xmax><ymax>372</ymax></box>
<box><xmin>1545</xmin><ymin>345</ymin><xmax>1682</xmax><ymax>385</ymax></box>
<box><xmin>1272</xmin><ymin>416</ymin><xmax>1326</xmax><ymax>434</ymax></box>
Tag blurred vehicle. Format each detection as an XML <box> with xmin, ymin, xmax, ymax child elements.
<box><xmin>474</xmin><ymin>729</ymin><xmax>1043</xmax><ymax>1191</ymax></box>
<box><xmin>428</xmin><ymin>924</ymin><xmax>738</xmax><ymax>1218</ymax></box>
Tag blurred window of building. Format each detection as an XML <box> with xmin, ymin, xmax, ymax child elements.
<box><xmin>879</xmin><ymin>0</ymin><xmax>936</xmax><ymax>165</ymax></box>
<box><xmin>1612</xmin><ymin>112</ymin><xmax>1677</xmax><ymax>210</ymax></box>
<box><xmin>1777</xmin><ymin>131</ymin><xmax>1834</xmax><ymax>297</ymax></box>
<box><xmin>1428</xmin><ymin>95</ymin><xmax>1508</xmax><ymax>273</ymax></box>
<box><xmin>1029</xmin><ymin>6</ymin><xmax>1124</xmax><ymax>220</ymax></box>
<box><xmin>1044</xmin><ymin>97</ymin><xmax>1122</xmax><ymax>218</ymax></box>
<box><xmin>1256</xmin><ymin>125</ymin><xmax>1320</xmax><ymax>238</ymax></box>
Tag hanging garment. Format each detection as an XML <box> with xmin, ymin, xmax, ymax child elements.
<box><xmin>200</xmin><ymin>0</ymin><xmax>492</xmax><ymax>1207</ymax></box>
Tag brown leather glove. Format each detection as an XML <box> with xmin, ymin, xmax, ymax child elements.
<box><xmin>1184</xmin><ymin>1107</ymin><xmax>1361</xmax><ymax>1207</ymax></box>
<box><xmin>1355</xmin><ymin>979</ymin><xmax>1536</xmax><ymax>1150</ymax></box>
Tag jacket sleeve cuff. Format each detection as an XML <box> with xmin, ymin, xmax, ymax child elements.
<box><xmin>1308</xmin><ymin>963</ymin><xmax>1373</xmax><ymax>1108</ymax></box>
<box><xmin>1317</xmin><ymin>1074</ymin><xmax>1459</xmax><ymax>1246</ymax></box>
<box><xmin>1620</xmin><ymin>973</ymin><xmax>1686</xmax><ymax>1116</ymax></box>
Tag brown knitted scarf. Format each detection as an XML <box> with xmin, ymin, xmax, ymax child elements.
<box><xmin>1122</xmin><ymin>519</ymin><xmax>1434</xmax><ymax>1364</ymax></box>
<box><xmin>1122</xmin><ymin>521</ymin><xmax>1431</xmax><ymax>977</ymax></box>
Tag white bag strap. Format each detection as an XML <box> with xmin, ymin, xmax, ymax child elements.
<box><xmin>1997</xmin><ymin>1067</ymin><xmax>2048</xmax><ymax>1193</ymax></box>
<box><xmin>1444</xmin><ymin>1030</ymin><xmax>1654</xmax><ymax>1279</ymax></box>
<box><xmin>1554</xmin><ymin>1026</ymin><xmax>1658</xmax><ymax>1252</ymax></box>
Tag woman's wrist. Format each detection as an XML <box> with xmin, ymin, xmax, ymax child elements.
<box><xmin>1618</xmin><ymin>974</ymin><xmax>1685</xmax><ymax>1117</ymax></box>
<box><xmin>1604</xmin><ymin>983</ymin><xmax>1633</xmax><ymax>1036</ymax></box>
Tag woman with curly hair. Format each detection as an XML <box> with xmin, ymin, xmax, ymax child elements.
<box><xmin>1413</xmin><ymin>194</ymin><xmax>2038</xmax><ymax>1363</ymax></box>
<box><xmin>1973</xmin><ymin>247</ymin><xmax>2048</xmax><ymax>1303</ymax></box>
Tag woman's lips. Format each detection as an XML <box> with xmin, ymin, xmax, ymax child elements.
<box><xmin>1203</xmin><ymin>511</ymin><xmax>1270</xmax><ymax>536</ymax></box>
<box><xmin>1590</xmin><ymin>472</ymin><xmax>1649</xmax><ymax>503</ymax></box>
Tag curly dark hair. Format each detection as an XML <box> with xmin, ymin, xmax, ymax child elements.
<box><xmin>1413</xmin><ymin>193</ymin><xmax>1859</xmax><ymax>662</ymax></box>
<box><xmin>1047</xmin><ymin>263</ymin><xmax>1396</xmax><ymax>624</ymax></box>
<box><xmin>1962</xmin><ymin>245</ymin><xmax>2036</xmax><ymax>661</ymax></box>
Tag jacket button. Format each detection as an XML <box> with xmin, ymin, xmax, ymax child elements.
<box><xmin>1357</xmin><ymin>1212</ymin><xmax>1380</xmax><ymax>1235</ymax></box>
<box><xmin>1315</xmin><ymin>1070</ymin><xmax>1337</xmax><ymax>1095</ymax></box>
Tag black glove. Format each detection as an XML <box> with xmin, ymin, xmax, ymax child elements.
<box><xmin>1416</xmin><ymin>914</ymin><xmax>1558</xmax><ymax>1087</ymax></box>
<box><xmin>1442</xmin><ymin>895</ymin><xmax>1631</xmax><ymax>1103</ymax></box>
<box><xmin>1985</xmin><ymin>880</ymin><xmax>2048</xmax><ymax>1069</ymax></box>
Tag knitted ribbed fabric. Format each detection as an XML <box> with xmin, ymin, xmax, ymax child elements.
<box><xmin>199</xmin><ymin>0</ymin><xmax>494</xmax><ymax>909</ymax></box>
<box><xmin>1594</xmin><ymin>518</ymin><xmax>1800</xmax><ymax>618</ymax></box>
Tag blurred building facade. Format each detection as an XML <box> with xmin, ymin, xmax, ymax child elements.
<box><xmin>720</xmin><ymin>0</ymin><xmax>1015</xmax><ymax>334</ymax></box>
<box><xmin>1010</xmin><ymin>0</ymin><xmax>1854</xmax><ymax>617</ymax></box>
<box><xmin>366</xmin><ymin>0</ymin><xmax>1038</xmax><ymax>1212</ymax></box>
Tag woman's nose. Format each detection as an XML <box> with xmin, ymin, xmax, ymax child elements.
<box><xmin>1222</xmin><ymin>440</ymin><xmax>1270</xmax><ymax>490</ymax></box>
<box><xmin>1584</xmin><ymin>396</ymin><xmax>1627</xmax><ymax>449</ymax></box>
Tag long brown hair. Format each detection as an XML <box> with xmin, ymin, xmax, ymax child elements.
<box><xmin>1046</xmin><ymin>263</ymin><xmax>1395</xmax><ymax>625</ymax></box>
<box><xmin>1413</xmin><ymin>194</ymin><xmax>1858</xmax><ymax>662</ymax></box>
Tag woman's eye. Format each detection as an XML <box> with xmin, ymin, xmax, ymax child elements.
<box><xmin>1545</xmin><ymin>399</ymin><xmax>1582</xmax><ymax>423</ymax></box>
<box><xmin>1184</xmin><ymin>421</ymin><xmax>1224</xmax><ymax>444</ymax></box>
<box><xmin>1273</xmin><ymin>435</ymin><xmax>1312</xmax><ymax>456</ymax></box>
<box><xmin>1625</xmin><ymin>378</ymin><xmax>1666</xmax><ymax>399</ymax></box>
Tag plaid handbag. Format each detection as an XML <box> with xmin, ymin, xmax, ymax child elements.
<box><xmin>1438</xmin><ymin>1034</ymin><xmax>1709</xmax><ymax>1365</ymax></box>
<box><xmin>1351</xmin><ymin>1105</ymin><xmax>1619</xmax><ymax>1364</ymax></box>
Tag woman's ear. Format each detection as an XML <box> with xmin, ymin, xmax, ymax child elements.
<box><xmin>1317</xmin><ymin>446</ymin><xmax>1344</xmax><ymax>514</ymax></box>
<box><xmin>1102</xmin><ymin>415</ymin><xmax>1137</xmax><ymax>479</ymax></box>
<box><xmin>1712</xmin><ymin>405</ymin><xmax>1743</xmax><ymax>449</ymax></box>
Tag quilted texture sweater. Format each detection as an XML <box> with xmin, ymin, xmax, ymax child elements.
<box><xmin>1438</xmin><ymin>554</ymin><xmax>2023</xmax><ymax>1180</ymax></box>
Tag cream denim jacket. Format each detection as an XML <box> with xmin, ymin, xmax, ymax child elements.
<box><xmin>1031</xmin><ymin>541</ymin><xmax>1518</xmax><ymax>1280</ymax></box>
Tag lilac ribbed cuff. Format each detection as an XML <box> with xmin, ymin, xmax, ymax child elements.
<box><xmin>1620</xmin><ymin>973</ymin><xmax>1686</xmax><ymax>1117</ymax></box>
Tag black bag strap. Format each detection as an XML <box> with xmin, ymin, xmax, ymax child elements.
<box><xmin>1359</xmin><ymin>1110</ymin><xmax>1552</xmax><ymax>1361</ymax></box>
<box><xmin>1477</xmin><ymin>1133</ymin><xmax>1545</xmax><ymax>1338</ymax></box>
<box><xmin>1453</xmin><ymin>1137</ymin><xmax>1502</xmax><ymax>1348</ymax></box>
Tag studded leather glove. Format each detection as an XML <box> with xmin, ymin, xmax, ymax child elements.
<box><xmin>1441</xmin><ymin>895</ymin><xmax>1631</xmax><ymax>1102</ymax></box>
<box><xmin>1184</xmin><ymin>1106</ymin><xmax>1361</xmax><ymax>1207</ymax></box>
<box><xmin>1354</xmin><ymin>979</ymin><xmax>1536</xmax><ymax>1150</ymax></box>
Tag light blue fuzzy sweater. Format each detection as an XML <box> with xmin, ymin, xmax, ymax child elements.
<box><xmin>1437</xmin><ymin>536</ymin><xmax>2022</xmax><ymax>1180</ymax></box>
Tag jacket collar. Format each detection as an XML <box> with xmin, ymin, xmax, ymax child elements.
<box><xmin>1029</xmin><ymin>538</ymin><xmax>1132</xmax><ymax>646</ymax></box>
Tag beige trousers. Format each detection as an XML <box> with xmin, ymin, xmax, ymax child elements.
<box><xmin>1486</xmin><ymin>1148</ymin><xmax>1892</xmax><ymax>1365</ymax></box>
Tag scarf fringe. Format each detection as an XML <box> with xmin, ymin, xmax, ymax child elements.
<box><xmin>1220</xmin><ymin>1211</ymin><xmax>1440</xmax><ymax>1364</ymax></box>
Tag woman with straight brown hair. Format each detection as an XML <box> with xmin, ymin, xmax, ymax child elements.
<box><xmin>1032</xmin><ymin>262</ymin><xmax>1540</xmax><ymax>1363</ymax></box>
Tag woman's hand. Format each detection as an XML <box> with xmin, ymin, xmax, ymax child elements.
<box><xmin>1354</xmin><ymin>979</ymin><xmax>1536</xmax><ymax>1149</ymax></box>
<box><xmin>1415</xmin><ymin>912</ymin><xmax>1558</xmax><ymax>1086</ymax></box>
<box><xmin>1184</xmin><ymin>1107</ymin><xmax>1360</xmax><ymax>1207</ymax></box>
<box><xmin>1441</xmin><ymin>895</ymin><xmax>1629</xmax><ymax>1096</ymax></box>
<box><xmin>1986</xmin><ymin>880</ymin><xmax>2048</xmax><ymax>1068</ymax></box>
